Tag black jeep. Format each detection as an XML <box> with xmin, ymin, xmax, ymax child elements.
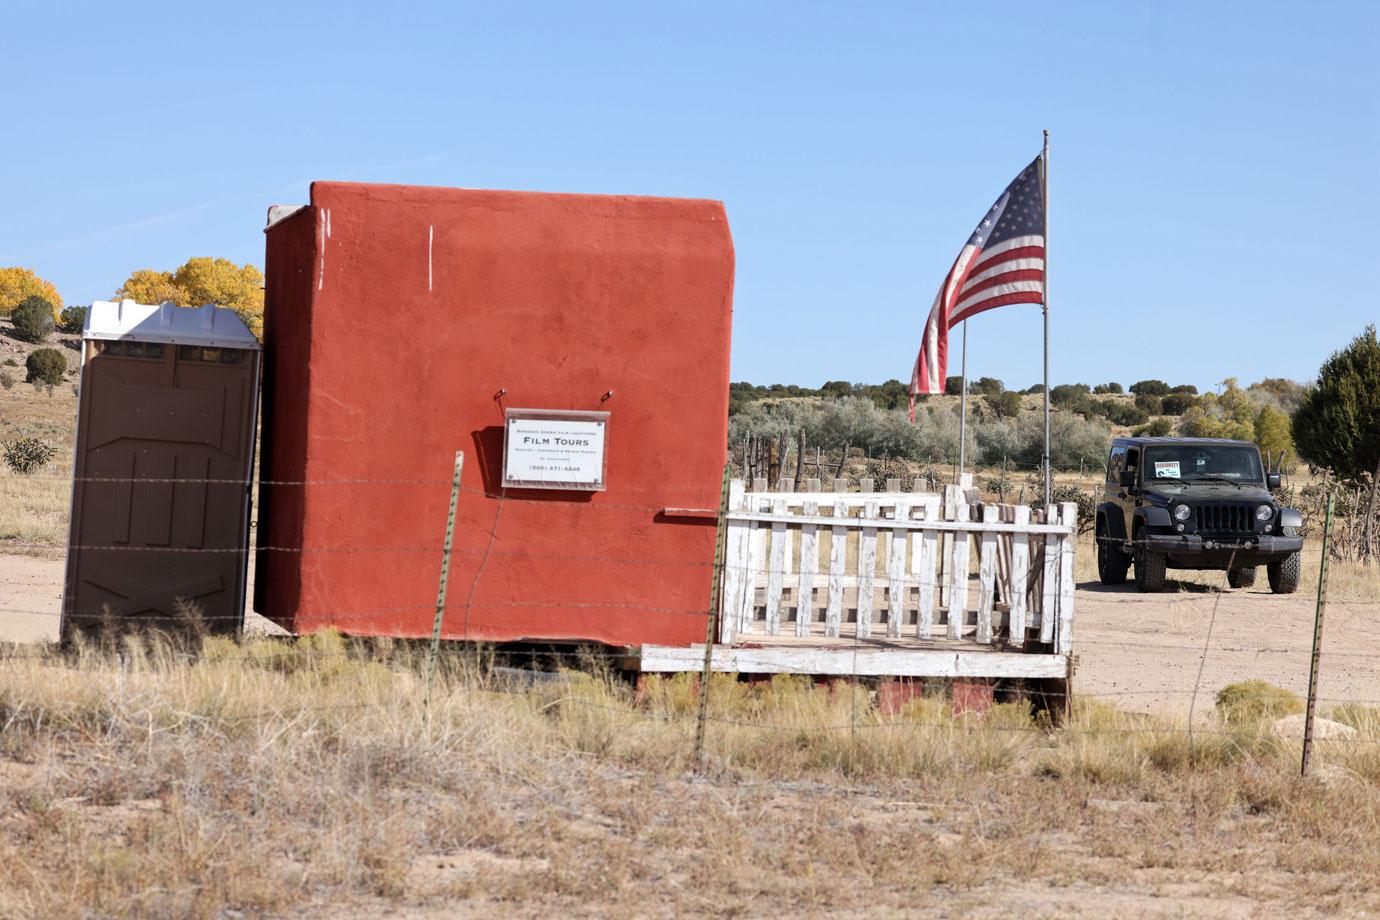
<box><xmin>1095</xmin><ymin>437</ymin><xmax>1303</xmax><ymax>593</ymax></box>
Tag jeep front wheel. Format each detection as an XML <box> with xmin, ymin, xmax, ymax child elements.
<box><xmin>1134</xmin><ymin>537</ymin><xmax>1167</xmax><ymax>593</ymax></box>
<box><xmin>1227</xmin><ymin>566</ymin><xmax>1257</xmax><ymax>589</ymax></box>
<box><xmin>1096</xmin><ymin>518</ymin><xmax>1131</xmax><ymax>585</ymax></box>
<box><xmin>1268</xmin><ymin>527</ymin><xmax>1301</xmax><ymax>594</ymax></box>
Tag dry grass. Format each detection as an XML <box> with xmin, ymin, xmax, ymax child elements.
<box><xmin>4</xmin><ymin>634</ymin><xmax>1380</xmax><ymax>918</ymax></box>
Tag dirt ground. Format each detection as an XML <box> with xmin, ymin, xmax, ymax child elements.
<box><xmin>0</xmin><ymin>551</ymin><xmax>284</xmax><ymax>642</ymax></box>
<box><xmin>3</xmin><ymin>550</ymin><xmax>1375</xmax><ymax>714</ymax></box>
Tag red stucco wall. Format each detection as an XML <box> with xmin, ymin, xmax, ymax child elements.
<box><xmin>256</xmin><ymin>182</ymin><xmax>734</xmax><ymax>646</ymax></box>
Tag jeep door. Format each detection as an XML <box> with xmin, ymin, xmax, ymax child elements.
<box><xmin>1104</xmin><ymin>445</ymin><xmax>1132</xmax><ymax>542</ymax></box>
<box><xmin>1118</xmin><ymin>446</ymin><xmax>1141</xmax><ymax>539</ymax></box>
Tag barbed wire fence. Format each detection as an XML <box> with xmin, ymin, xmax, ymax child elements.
<box><xmin>1</xmin><ymin>466</ymin><xmax>1377</xmax><ymax>772</ymax></box>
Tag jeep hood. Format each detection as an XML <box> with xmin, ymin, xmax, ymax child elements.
<box><xmin>1143</xmin><ymin>484</ymin><xmax>1274</xmax><ymax>503</ymax></box>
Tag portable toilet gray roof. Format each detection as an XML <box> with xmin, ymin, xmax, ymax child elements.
<box><xmin>62</xmin><ymin>300</ymin><xmax>262</xmax><ymax>638</ymax></box>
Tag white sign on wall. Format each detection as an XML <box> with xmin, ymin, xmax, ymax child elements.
<box><xmin>502</xmin><ymin>409</ymin><xmax>609</xmax><ymax>491</ymax></box>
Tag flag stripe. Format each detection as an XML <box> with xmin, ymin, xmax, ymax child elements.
<box><xmin>959</xmin><ymin>259</ymin><xmax>1044</xmax><ymax>291</ymax></box>
<box><xmin>952</xmin><ymin>279</ymin><xmax>1044</xmax><ymax>316</ymax></box>
<box><xmin>949</xmin><ymin>290</ymin><xmax>1047</xmax><ymax>324</ymax></box>
<box><xmin>956</xmin><ymin>268</ymin><xmax>1045</xmax><ymax>303</ymax></box>
<box><xmin>968</xmin><ymin>246</ymin><xmax>1045</xmax><ymax>279</ymax></box>
<box><xmin>968</xmin><ymin>234</ymin><xmax>1044</xmax><ymax>264</ymax></box>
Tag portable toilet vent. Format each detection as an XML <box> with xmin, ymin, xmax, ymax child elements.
<box><xmin>62</xmin><ymin>299</ymin><xmax>262</xmax><ymax>638</ymax></box>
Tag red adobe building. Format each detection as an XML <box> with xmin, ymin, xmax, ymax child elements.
<box><xmin>255</xmin><ymin>182</ymin><xmax>735</xmax><ymax>646</ymax></box>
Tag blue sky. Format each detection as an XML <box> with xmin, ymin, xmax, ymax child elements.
<box><xmin>4</xmin><ymin>1</ymin><xmax>1376</xmax><ymax>391</ymax></box>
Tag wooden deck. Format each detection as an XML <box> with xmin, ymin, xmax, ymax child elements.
<box><xmin>634</xmin><ymin>640</ymin><xmax>1069</xmax><ymax>679</ymax></box>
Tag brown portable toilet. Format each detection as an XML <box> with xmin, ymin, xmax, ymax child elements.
<box><xmin>62</xmin><ymin>299</ymin><xmax>261</xmax><ymax>638</ymax></box>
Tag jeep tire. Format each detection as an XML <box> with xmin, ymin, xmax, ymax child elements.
<box><xmin>1227</xmin><ymin>565</ymin><xmax>1257</xmax><ymax>589</ymax></box>
<box><xmin>1268</xmin><ymin>527</ymin><xmax>1301</xmax><ymax>594</ymax></box>
<box><xmin>1134</xmin><ymin>537</ymin><xmax>1167</xmax><ymax>593</ymax></box>
<box><xmin>1096</xmin><ymin>518</ymin><xmax>1131</xmax><ymax>585</ymax></box>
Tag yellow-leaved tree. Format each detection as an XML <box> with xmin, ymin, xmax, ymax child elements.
<box><xmin>117</xmin><ymin>258</ymin><xmax>265</xmax><ymax>338</ymax></box>
<box><xmin>117</xmin><ymin>269</ymin><xmax>186</xmax><ymax>306</ymax></box>
<box><xmin>0</xmin><ymin>267</ymin><xmax>63</xmax><ymax>319</ymax></box>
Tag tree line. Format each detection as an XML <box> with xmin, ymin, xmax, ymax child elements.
<box><xmin>730</xmin><ymin>325</ymin><xmax>1380</xmax><ymax>562</ymax></box>
<box><xmin>0</xmin><ymin>259</ymin><xmax>265</xmax><ymax>340</ymax></box>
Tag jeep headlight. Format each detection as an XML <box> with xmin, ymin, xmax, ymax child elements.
<box><xmin>1256</xmin><ymin>504</ymin><xmax>1274</xmax><ymax>522</ymax></box>
<box><xmin>1173</xmin><ymin>503</ymin><xmax>1193</xmax><ymax>522</ymax></box>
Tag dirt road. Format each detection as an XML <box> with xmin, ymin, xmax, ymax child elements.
<box><xmin>3</xmin><ymin>551</ymin><xmax>1376</xmax><ymax>713</ymax></box>
<box><xmin>0</xmin><ymin>552</ymin><xmax>283</xmax><ymax>642</ymax></box>
<box><xmin>1075</xmin><ymin>579</ymin><xmax>1380</xmax><ymax>715</ymax></box>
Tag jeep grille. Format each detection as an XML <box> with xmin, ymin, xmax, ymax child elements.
<box><xmin>1193</xmin><ymin>502</ymin><xmax>1255</xmax><ymax>535</ymax></box>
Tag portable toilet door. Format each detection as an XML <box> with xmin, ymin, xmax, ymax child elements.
<box><xmin>62</xmin><ymin>300</ymin><xmax>262</xmax><ymax>638</ymax></box>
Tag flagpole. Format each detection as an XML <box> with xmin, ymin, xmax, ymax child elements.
<box><xmin>958</xmin><ymin>320</ymin><xmax>968</xmax><ymax>481</ymax></box>
<box><xmin>1041</xmin><ymin>129</ymin><xmax>1052</xmax><ymax>512</ymax></box>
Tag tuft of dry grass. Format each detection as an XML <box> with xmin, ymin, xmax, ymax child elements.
<box><xmin>4</xmin><ymin>635</ymin><xmax>1380</xmax><ymax>917</ymax></box>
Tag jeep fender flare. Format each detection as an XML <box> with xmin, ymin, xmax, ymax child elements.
<box><xmin>1096</xmin><ymin>503</ymin><xmax>1127</xmax><ymax>542</ymax></box>
<box><xmin>1279</xmin><ymin>508</ymin><xmax>1303</xmax><ymax>530</ymax></box>
<box><xmin>1134</xmin><ymin>506</ymin><xmax>1172</xmax><ymax>533</ymax></box>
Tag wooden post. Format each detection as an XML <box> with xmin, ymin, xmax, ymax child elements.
<box><xmin>765</xmin><ymin>493</ymin><xmax>788</xmax><ymax>635</ymax></box>
<box><xmin>915</xmin><ymin>494</ymin><xmax>940</xmax><ymax>639</ymax></box>
<box><xmin>857</xmin><ymin>496</ymin><xmax>879</xmax><ymax>639</ymax></box>
<box><xmin>796</xmin><ymin>479</ymin><xmax>820</xmax><ymax>637</ymax></box>
<box><xmin>1008</xmin><ymin>505</ymin><xmax>1031</xmax><ymax>647</ymax></box>
<box><xmin>720</xmin><ymin>479</ymin><xmax>749</xmax><ymax>645</ymax></box>
<box><xmin>946</xmin><ymin>487</ymin><xmax>970</xmax><ymax>640</ymax></box>
<box><xmin>793</xmin><ymin>429</ymin><xmax>807</xmax><ymax>492</ymax></box>
<box><xmin>887</xmin><ymin>498</ymin><xmax>909</xmax><ymax>638</ymax></box>
<box><xmin>1056</xmin><ymin>501</ymin><xmax>1077</xmax><ymax>655</ymax></box>
<box><xmin>825</xmin><ymin>498</ymin><xmax>847</xmax><ymax>638</ymax></box>
<box><xmin>975</xmin><ymin>503</ymin><xmax>998</xmax><ymax>644</ymax></box>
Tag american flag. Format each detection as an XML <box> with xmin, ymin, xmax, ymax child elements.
<box><xmin>909</xmin><ymin>155</ymin><xmax>1045</xmax><ymax>419</ymax></box>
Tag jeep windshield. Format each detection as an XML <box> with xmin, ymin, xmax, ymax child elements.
<box><xmin>1141</xmin><ymin>445</ymin><xmax>1263</xmax><ymax>485</ymax></box>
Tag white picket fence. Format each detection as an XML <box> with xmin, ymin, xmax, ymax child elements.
<box><xmin>718</xmin><ymin>477</ymin><xmax>1077</xmax><ymax>656</ymax></box>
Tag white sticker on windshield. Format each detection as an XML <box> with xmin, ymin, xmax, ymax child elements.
<box><xmin>1154</xmin><ymin>461</ymin><xmax>1181</xmax><ymax>478</ymax></box>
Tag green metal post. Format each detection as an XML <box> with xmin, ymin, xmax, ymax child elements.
<box><xmin>693</xmin><ymin>463</ymin><xmax>732</xmax><ymax>771</ymax></box>
<box><xmin>1302</xmin><ymin>492</ymin><xmax>1334</xmax><ymax>777</ymax></box>
<box><xmin>424</xmin><ymin>451</ymin><xmax>465</xmax><ymax>716</ymax></box>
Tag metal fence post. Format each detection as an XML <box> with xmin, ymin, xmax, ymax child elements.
<box><xmin>693</xmin><ymin>463</ymin><xmax>732</xmax><ymax>771</ymax></box>
<box><xmin>1302</xmin><ymin>491</ymin><xmax>1334</xmax><ymax>777</ymax></box>
<box><xmin>424</xmin><ymin>451</ymin><xmax>465</xmax><ymax>718</ymax></box>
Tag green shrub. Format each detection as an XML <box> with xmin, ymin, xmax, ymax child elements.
<box><xmin>57</xmin><ymin>306</ymin><xmax>87</xmax><ymax>334</ymax></box>
<box><xmin>10</xmin><ymin>296</ymin><xmax>55</xmax><ymax>343</ymax></box>
<box><xmin>1091</xmin><ymin>398</ymin><xmax>1148</xmax><ymax>426</ymax></box>
<box><xmin>988</xmin><ymin>390</ymin><xmax>1023</xmax><ymax>419</ymax></box>
<box><xmin>1292</xmin><ymin>324</ymin><xmax>1380</xmax><ymax>481</ymax></box>
<box><xmin>1092</xmin><ymin>382</ymin><xmax>1123</xmax><ymax>394</ymax></box>
<box><xmin>1029</xmin><ymin>483</ymin><xmax>1096</xmax><ymax>534</ymax></box>
<box><xmin>972</xmin><ymin>376</ymin><xmax>1005</xmax><ymax>397</ymax></box>
<box><xmin>1161</xmin><ymin>393</ymin><xmax>1198</xmax><ymax>415</ymax></box>
<box><xmin>1215</xmin><ymin>680</ymin><xmax>1303</xmax><ymax>725</ymax></box>
<box><xmin>1049</xmin><ymin>383</ymin><xmax>1090</xmax><ymax>408</ymax></box>
<box><xmin>3</xmin><ymin>357</ymin><xmax>17</xmax><ymax>366</ymax></box>
<box><xmin>25</xmin><ymin>347</ymin><xmax>66</xmax><ymax>384</ymax></box>
<box><xmin>0</xmin><ymin>371</ymin><xmax>11</xmax><ymax>390</ymax></box>
<box><xmin>1133</xmin><ymin>418</ymin><xmax>1173</xmax><ymax>437</ymax></box>
<box><xmin>1129</xmin><ymin>379</ymin><xmax>1170</xmax><ymax>396</ymax></box>
<box><xmin>2</xmin><ymin>437</ymin><xmax>57</xmax><ymax>474</ymax></box>
<box><xmin>1133</xmin><ymin>393</ymin><xmax>1163</xmax><ymax>415</ymax></box>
